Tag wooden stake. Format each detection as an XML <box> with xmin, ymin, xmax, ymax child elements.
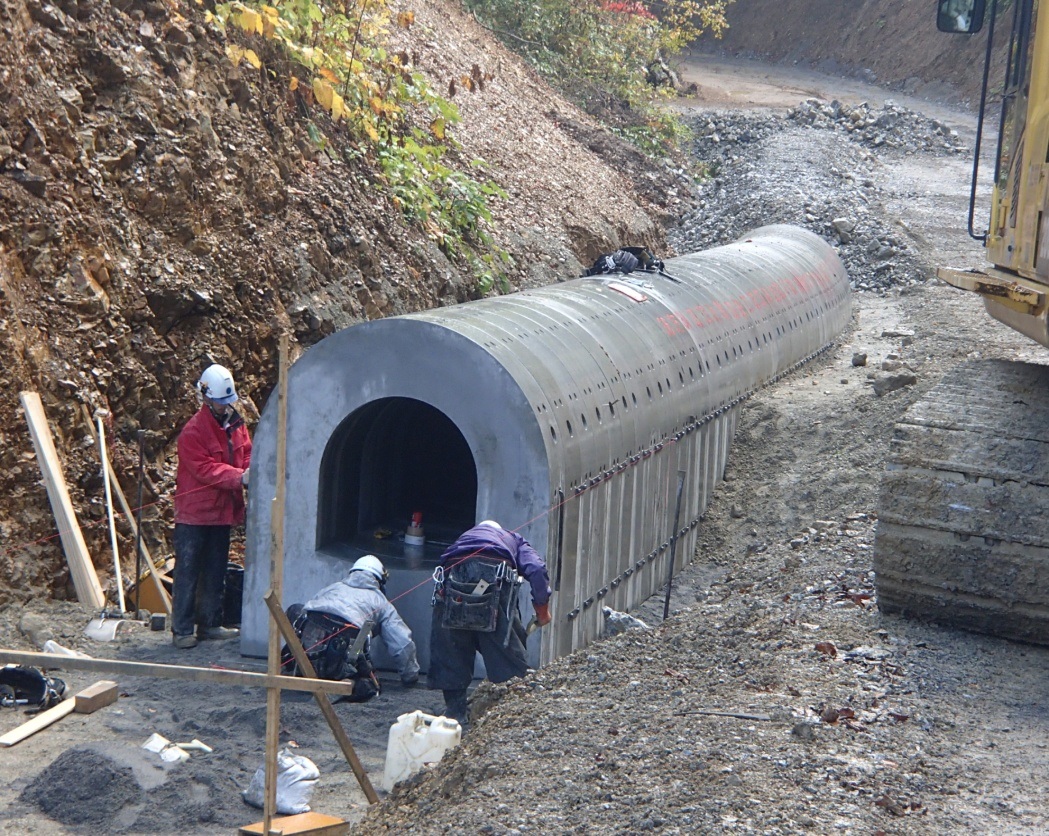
<box><xmin>20</xmin><ymin>392</ymin><xmax>105</xmax><ymax>609</ymax></box>
<box><xmin>265</xmin><ymin>333</ymin><xmax>290</xmax><ymax>836</ymax></box>
<box><xmin>264</xmin><ymin>591</ymin><xmax>379</xmax><ymax>804</ymax></box>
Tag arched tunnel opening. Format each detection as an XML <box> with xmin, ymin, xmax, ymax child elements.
<box><xmin>316</xmin><ymin>397</ymin><xmax>478</xmax><ymax>568</ymax></box>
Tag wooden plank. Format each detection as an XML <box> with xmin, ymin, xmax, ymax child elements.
<box><xmin>73</xmin><ymin>680</ymin><xmax>118</xmax><ymax>713</ymax></box>
<box><xmin>265</xmin><ymin>333</ymin><xmax>291</xmax><ymax>834</ymax></box>
<box><xmin>0</xmin><ymin>650</ymin><xmax>361</xmax><ymax>697</ymax></box>
<box><xmin>0</xmin><ymin>700</ymin><xmax>75</xmax><ymax>747</ymax></box>
<box><xmin>20</xmin><ymin>392</ymin><xmax>105</xmax><ymax>609</ymax></box>
<box><xmin>265</xmin><ymin>592</ymin><xmax>379</xmax><ymax>804</ymax></box>
<box><xmin>240</xmin><ymin>812</ymin><xmax>350</xmax><ymax>836</ymax></box>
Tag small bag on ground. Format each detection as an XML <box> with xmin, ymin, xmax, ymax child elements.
<box><xmin>242</xmin><ymin>748</ymin><xmax>320</xmax><ymax>815</ymax></box>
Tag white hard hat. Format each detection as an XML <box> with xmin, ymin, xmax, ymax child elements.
<box><xmin>478</xmin><ymin>520</ymin><xmax>502</xmax><ymax>530</ymax></box>
<box><xmin>351</xmin><ymin>554</ymin><xmax>387</xmax><ymax>583</ymax></box>
<box><xmin>198</xmin><ymin>364</ymin><xmax>238</xmax><ymax>405</ymax></box>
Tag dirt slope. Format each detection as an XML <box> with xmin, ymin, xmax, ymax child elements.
<box><xmin>0</xmin><ymin>0</ymin><xmax>680</xmax><ymax>606</ymax></box>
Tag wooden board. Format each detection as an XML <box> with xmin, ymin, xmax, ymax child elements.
<box><xmin>239</xmin><ymin>812</ymin><xmax>350</xmax><ymax>835</ymax></box>
<box><xmin>73</xmin><ymin>680</ymin><xmax>118</xmax><ymax>713</ymax></box>
<box><xmin>20</xmin><ymin>392</ymin><xmax>105</xmax><ymax>609</ymax></box>
<box><xmin>0</xmin><ymin>701</ymin><xmax>75</xmax><ymax>747</ymax></box>
<box><xmin>0</xmin><ymin>650</ymin><xmax>361</xmax><ymax>697</ymax></box>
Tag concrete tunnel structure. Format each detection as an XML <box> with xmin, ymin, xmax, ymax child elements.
<box><xmin>241</xmin><ymin>225</ymin><xmax>852</xmax><ymax>671</ymax></box>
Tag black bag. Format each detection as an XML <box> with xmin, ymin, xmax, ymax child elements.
<box><xmin>585</xmin><ymin>249</ymin><xmax>640</xmax><ymax>276</ymax></box>
<box><xmin>0</xmin><ymin>665</ymin><xmax>67</xmax><ymax>709</ymax></box>
<box><xmin>281</xmin><ymin>610</ymin><xmax>371</xmax><ymax>684</ymax></box>
<box><xmin>438</xmin><ymin>557</ymin><xmax>514</xmax><ymax>633</ymax></box>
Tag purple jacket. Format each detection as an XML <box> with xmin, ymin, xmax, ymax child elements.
<box><xmin>440</xmin><ymin>524</ymin><xmax>551</xmax><ymax>606</ymax></box>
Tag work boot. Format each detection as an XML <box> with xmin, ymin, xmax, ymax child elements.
<box><xmin>173</xmin><ymin>634</ymin><xmax>198</xmax><ymax>649</ymax></box>
<box><xmin>197</xmin><ymin>626</ymin><xmax>240</xmax><ymax>641</ymax></box>
<box><xmin>442</xmin><ymin>688</ymin><xmax>469</xmax><ymax>727</ymax></box>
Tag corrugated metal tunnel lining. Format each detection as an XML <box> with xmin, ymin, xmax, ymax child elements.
<box><xmin>242</xmin><ymin>225</ymin><xmax>852</xmax><ymax>670</ymax></box>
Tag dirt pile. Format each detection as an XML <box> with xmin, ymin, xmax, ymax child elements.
<box><xmin>0</xmin><ymin>0</ymin><xmax>681</xmax><ymax>607</ymax></box>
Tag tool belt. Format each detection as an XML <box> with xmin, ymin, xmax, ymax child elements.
<box><xmin>281</xmin><ymin>609</ymin><xmax>374</xmax><ymax>685</ymax></box>
<box><xmin>433</xmin><ymin>556</ymin><xmax>520</xmax><ymax>633</ymax></box>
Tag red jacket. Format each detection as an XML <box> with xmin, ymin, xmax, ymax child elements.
<box><xmin>174</xmin><ymin>405</ymin><xmax>252</xmax><ymax>526</ymax></box>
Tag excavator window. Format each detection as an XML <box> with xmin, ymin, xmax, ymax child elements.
<box><xmin>937</xmin><ymin>0</ymin><xmax>985</xmax><ymax>33</ymax></box>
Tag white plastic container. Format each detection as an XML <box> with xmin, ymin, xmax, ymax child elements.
<box><xmin>382</xmin><ymin>710</ymin><xmax>461</xmax><ymax>791</ymax></box>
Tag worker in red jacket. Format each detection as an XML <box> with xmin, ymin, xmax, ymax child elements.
<box><xmin>172</xmin><ymin>363</ymin><xmax>252</xmax><ymax>649</ymax></box>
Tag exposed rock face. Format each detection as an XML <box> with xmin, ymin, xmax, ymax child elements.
<box><xmin>0</xmin><ymin>0</ymin><xmax>682</xmax><ymax>605</ymax></box>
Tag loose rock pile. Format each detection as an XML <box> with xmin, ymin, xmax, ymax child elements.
<box><xmin>669</xmin><ymin>100</ymin><xmax>968</xmax><ymax>292</ymax></box>
<box><xmin>787</xmin><ymin>98</ymin><xmax>966</xmax><ymax>155</ymax></box>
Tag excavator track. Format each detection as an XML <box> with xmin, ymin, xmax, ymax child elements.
<box><xmin>874</xmin><ymin>359</ymin><xmax>1049</xmax><ymax>644</ymax></box>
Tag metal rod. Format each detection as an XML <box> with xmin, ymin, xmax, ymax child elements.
<box><xmin>97</xmin><ymin>416</ymin><xmax>125</xmax><ymax>613</ymax></box>
<box><xmin>135</xmin><ymin>430</ymin><xmax>145</xmax><ymax>618</ymax></box>
<box><xmin>663</xmin><ymin>471</ymin><xmax>686</xmax><ymax>621</ymax></box>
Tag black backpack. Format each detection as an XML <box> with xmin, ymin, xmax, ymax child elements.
<box><xmin>0</xmin><ymin>665</ymin><xmax>67</xmax><ymax>709</ymax></box>
<box><xmin>583</xmin><ymin>246</ymin><xmax>666</xmax><ymax>277</ymax></box>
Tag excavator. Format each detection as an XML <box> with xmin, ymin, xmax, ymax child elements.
<box><xmin>873</xmin><ymin>0</ymin><xmax>1049</xmax><ymax>644</ymax></box>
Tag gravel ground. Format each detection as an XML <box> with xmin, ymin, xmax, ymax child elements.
<box><xmin>352</xmin><ymin>81</ymin><xmax>1049</xmax><ymax>835</ymax></box>
<box><xmin>3</xmin><ymin>62</ymin><xmax>1049</xmax><ymax>835</ymax></box>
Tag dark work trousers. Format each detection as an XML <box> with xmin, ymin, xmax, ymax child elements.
<box><xmin>427</xmin><ymin>598</ymin><xmax>530</xmax><ymax>692</ymax></box>
<box><xmin>172</xmin><ymin>523</ymin><xmax>231</xmax><ymax>638</ymax></box>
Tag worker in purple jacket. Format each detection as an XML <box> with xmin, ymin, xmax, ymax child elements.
<box><xmin>428</xmin><ymin>520</ymin><xmax>552</xmax><ymax>726</ymax></box>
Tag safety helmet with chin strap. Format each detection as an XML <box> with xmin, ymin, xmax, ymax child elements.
<box><xmin>351</xmin><ymin>554</ymin><xmax>389</xmax><ymax>588</ymax></box>
<box><xmin>198</xmin><ymin>364</ymin><xmax>238</xmax><ymax>405</ymax></box>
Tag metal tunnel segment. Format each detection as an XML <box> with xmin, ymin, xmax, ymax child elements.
<box><xmin>242</xmin><ymin>225</ymin><xmax>851</xmax><ymax>670</ymax></box>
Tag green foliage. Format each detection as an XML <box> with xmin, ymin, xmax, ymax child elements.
<box><xmin>464</xmin><ymin>0</ymin><xmax>729</xmax><ymax>153</ymax></box>
<box><xmin>208</xmin><ymin>1</ymin><xmax>510</xmax><ymax>293</ymax></box>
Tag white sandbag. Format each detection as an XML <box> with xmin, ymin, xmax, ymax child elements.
<box><xmin>242</xmin><ymin>748</ymin><xmax>320</xmax><ymax>815</ymax></box>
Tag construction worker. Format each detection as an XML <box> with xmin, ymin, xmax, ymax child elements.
<box><xmin>171</xmin><ymin>363</ymin><xmax>251</xmax><ymax>649</ymax></box>
<box><xmin>282</xmin><ymin>555</ymin><xmax>420</xmax><ymax>702</ymax></box>
<box><xmin>428</xmin><ymin>520</ymin><xmax>552</xmax><ymax>726</ymax></box>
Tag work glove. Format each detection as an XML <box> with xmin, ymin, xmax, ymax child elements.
<box><xmin>533</xmin><ymin>602</ymin><xmax>551</xmax><ymax>626</ymax></box>
<box><xmin>241</xmin><ymin>468</ymin><xmax>249</xmax><ymax>486</ymax></box>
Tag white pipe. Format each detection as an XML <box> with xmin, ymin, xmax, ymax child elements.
<box><xmin>97</xmin><ymin>417</ymin><xmax>125</xmax><ymax>612</ymax></box>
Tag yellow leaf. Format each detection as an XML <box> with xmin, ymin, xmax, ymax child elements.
<box><xmin>289</xmin><ymin>76</ymin><xmax>300</xmax><ymax>91</ymax></box>
<box><xmin>226</xmin><ymin>44</ymin><xmax>245</xmax><ymax>65</ymax></box>
<box><xmin>313</xmin><ymin>78</ymin><xmax>334</xmax><ymax>112</ymax></box>
<box><xmin>369</xmin><ymin>96</ymin><xmax>385</xmax><ymax>116</ymax></box>
<box><xmin>365</xmin><ymin>122</ymin><xmax>379</xmax><ymax>142</ymax></box>
<box><xmin>262</xmin><ymin>16</ymin><xmax>276</xmax><ymax>38</ymax></box>
<box><xmin>430</xmin><ymin>117</ymin><xmax>445</xmax><ymax>139</ymax></box>
<box><xmin>330</xmin><ymin>89</ymin><xmax>346</xmax><ymax>121</ymax></box>
<box><xmin>397</xmin><ymin>11</ymin><xmax>414</xmax><ymax>28</ymax></box>
<box><xmin>319</xmin><ymin>67</ymin><xmax>339</xmax><ymax>84</ymax></box>
<box><xmin>233</xmin><ymin>8</ymin><xmax>263</xmax><ymax>34</ymax></box>
<box><xmin>243</xmin><ymin>49</ymin><xmax>261</xmax><ymax>69</ymax></box>
<box><xmin>261</xmin><ymin>5</ymin><xmax>279</xmax><ymax>16</ymax></box>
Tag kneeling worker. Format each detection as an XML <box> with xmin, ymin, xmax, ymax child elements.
<box><xmin>283</xmin><ymin>555</ymin><xmax>420</xmax><ymax>702</ymax></box>
<box><xmin>428</xmin><ymin>520</ymin><xmax>552</xmax><ymax>725</ymax></box>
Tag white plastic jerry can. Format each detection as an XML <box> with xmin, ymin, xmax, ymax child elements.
<box><xmin>381</xmin><ymin>710</ymin><xmax>462</xmax><ymax>791</ymax></box>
